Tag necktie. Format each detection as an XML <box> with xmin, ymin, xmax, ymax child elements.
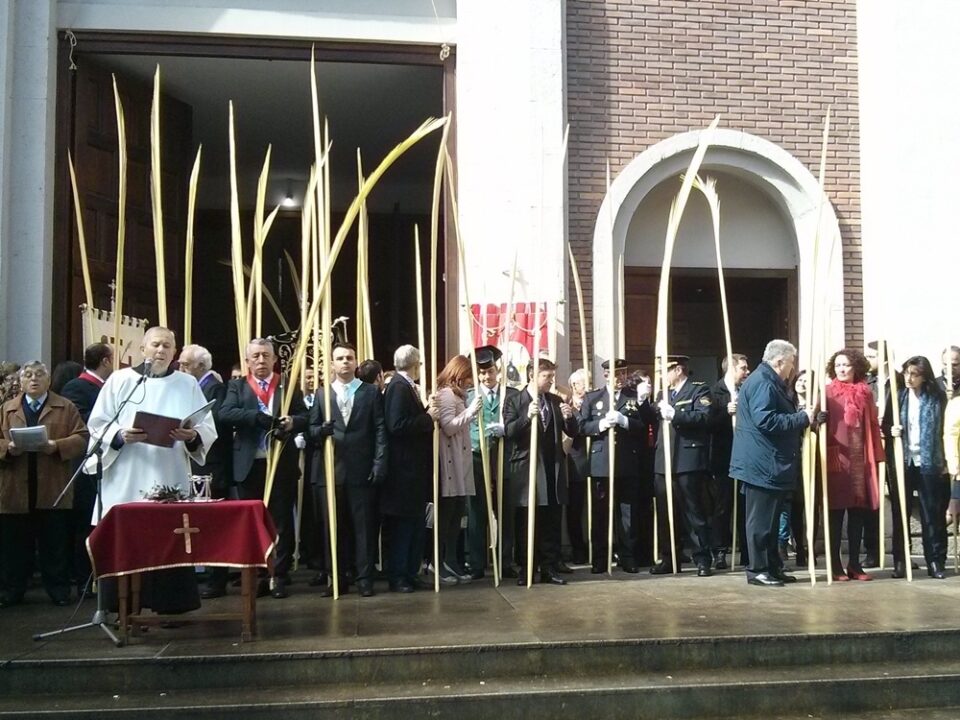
<box><xmin>339</xmin><ymin>386</ymin><xmax>352</xmax><ymax>425</ymax></box>
<box><xmin>29</xmin><ymin>400</ymin><xmax>40</xmax><ymax>413</ymax></box>
<box><xmin>540</xmin><ymin>398</ymin><xmax>551</xmax><ymax>429</ymax></box>
<box><xmin>258</xmin><ymin>380</ymin><xmax>270</xmax><ymax>451</ymax></box>
<box><xmin>669</xmin><ymin>389</ymin><xmax>677</xmax><ymax>403</ymax></box>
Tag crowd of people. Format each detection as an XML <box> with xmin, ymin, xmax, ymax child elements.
<box><xmin>1</xmin><ymin>330</ymin><xmax>959</xmax><ymax>609</ymax></box>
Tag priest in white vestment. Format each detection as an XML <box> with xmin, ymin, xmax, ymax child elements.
<box><xmin>86</xmin><ymin>327</ymin><xmax>218</xmax><ymax>519</ymax></box>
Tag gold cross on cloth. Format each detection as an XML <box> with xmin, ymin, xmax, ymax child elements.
<box><xmin>173</xmin><ymin>513</ymin><xmax>200</xmax><ymax>554</ymax></box>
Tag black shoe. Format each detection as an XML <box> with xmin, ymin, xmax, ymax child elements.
<box><xmin>307</xmin><ymin>573</ymin><xmax>328</xmax><ymax>587</ymax></box>
<box><xmin>468</xmin><ymin>569</ymin><xmax>485</xmax><ymax>580</ymax></box>
<box><xmin>747</xmin><ymin>572</ymin><xmax>784</xmax><ymax>587</ymax></box>
<box><xmin>256</xmin><ymin>579</ymin><xmax>270</xmax><ymax>598</ymax></box>
<box><xmin>556</xmin><ymin>561</ymin><xmax>574</xmax><ymax>574</ymax></box>
<box><xmin>795</xmin><ymin>552</ymin><xmax>808</xmax><ymax>568</ymax></box>
<box><xmin>650</xmin><ymin>562</ymin><xmax>676</xmax><ymax>575</ymax></box>
<box><xmin>389</xmin><ymin>580</ymin><xmax>415</xmax><ymax>593</ymax></box>
<box><xmin>892</xmin><ymin>560</ymin><xmax>906</xmax><ymax>579</ymax></box>
<box><xmin>540</xmin><ymin>570</ymin><xmax>567</xmax><ymax>586</ymax></box>
<box><xmin>620</xmin><ymin>561</ymin><xmax>639</xmax><ymax>574</ymax></box>
<box><xmin>200</xmin><ymin>584</ymin><xmax>226</xmax><ymax>600</ymax></box>
<box><xmin>929</xmin><ymin>562</ymin><xmax>946</xmax><ymax>580</ymax></box>
<box><xmin>862</xmin><ymin>554</ymin><xmax>880</xmax><ymax>569</ymax></box>
<box><xmin>319</xmin><ymin>581</ymin><xmax>350</xmax><ymax>597</ymax></box>
<box><xmin>591</xmin><ymin>564</ymin><xmax>606</xmax><ymax>574</ymax></box>
<box><xmin>714</xmin><ymin>552</ymin><xmax>728</xmax><ymax>570</ymax></box>
<box><xmin>501</xmin><ymin>566</ymin><xmax>518</xmax><ymax>579</ymax></box>
<box><xmin>771</xmin><ymin>569</ymin><xmax>798</xmax><ymax>584</ymax></box>
<box><xmin>697</xmin><ymin>564</ymin><xmax>713</xmax><ymax>578</ymax></box>
<box><xmin>270</xmin><ymin>578</ymin><xmax>289</xmax><ymax>599</ymax></box>
<box><xmin>357</xmin><ymin>581</ymin><xmax>375</xmax><ymax>597</ymax></box>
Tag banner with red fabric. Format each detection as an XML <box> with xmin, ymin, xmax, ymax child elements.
<box><xmin>87</xmin><ymin>500</ymin><xmax>277</xmax><ymax>578</ymax></box>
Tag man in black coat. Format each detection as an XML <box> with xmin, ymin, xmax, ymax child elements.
<box><xmin>707</xmin><ymin>353</ymin><xmax>750</xmax><ymax>570</ymax></box>
<box><xmin>220</xmin><ymin>339</ymin><xmax>308</xmax><ymax>599</ymax></box>
<box><xmin>309</xmin><ymin>342</ymin><xmax>387</xmax><ymax>598</ymax></box>
<box><xmin>59</xmin><ymin>342</ymin><xmax>113</xmax><ymax>595</ymax></box>
<box><xmin>651</xmin><ymin>355</ymin><xmax>716</xmax><ymax>576</ymax></box>
<box><xmin>179</xmin><ymin>344</ymin><xmax>234</xmax><ymax>598</ymax></box>
<box><xmin>579</xmin><ymin>358</ymin><xmax>653</xmax><ymax>574</ymax></box>
<box><xmin>504</xmin><ymin>358</ymin><xmax>579</xmax><ymax>585</ymax></box>
<box><xmin>379</xmin><ymin>345</ymin><xmax>438</xmax><ymax>592</ymax></box>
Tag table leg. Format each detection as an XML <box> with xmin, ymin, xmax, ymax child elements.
<box><xmin>240</xmin><ymin>567</ymin><xmax>254</xmax><ymax>641</ymax></box>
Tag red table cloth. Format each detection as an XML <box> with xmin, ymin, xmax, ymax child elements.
<box><xmin>87</xmin><ymin>500</ymin><xmax>277</xmax><ymax>578</ymax></box>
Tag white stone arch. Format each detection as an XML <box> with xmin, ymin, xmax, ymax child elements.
<box><xmin>591</xmin><ymin>128</ymin><xmax>844</xmax><ymax>379</ymax></box>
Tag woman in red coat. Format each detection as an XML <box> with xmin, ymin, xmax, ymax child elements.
<box><xmin>824</xmin><ymin>348</ymin><xmax>884</xmax><ymax>581</ymax></box>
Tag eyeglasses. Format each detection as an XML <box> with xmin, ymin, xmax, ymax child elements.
<box><xmin>20</xmin><ymin>370</ymin><xmax>48</xmax><ymax>379</ymax></box>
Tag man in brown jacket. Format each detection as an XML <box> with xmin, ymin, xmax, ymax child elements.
<box><xmin>0</xmin><ymin>361</ymin><xmax>88</xmax><ymax>607</ymax></box>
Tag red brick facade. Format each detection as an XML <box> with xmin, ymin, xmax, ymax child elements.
<box><xmin>566</xmin><ymin>0</ymin><xmax>861</xmax><ymax>366</ymax></box>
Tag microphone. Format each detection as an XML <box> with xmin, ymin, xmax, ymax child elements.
<box><xmin>140</xmin><ymin>358</ymin><xmax>154</xmax><ymax>382</ymax></box>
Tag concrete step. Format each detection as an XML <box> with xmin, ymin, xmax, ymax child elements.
<box><xmin>3</xmin><ymin>654</ymin><xmax>960</xmax><ymax>718</ymax></box>
<box><xmin>3</xmin><ymin>628</ymin><xmax>959</xmax><ymax>698</ymax></box>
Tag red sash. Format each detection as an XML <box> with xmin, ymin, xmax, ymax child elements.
<box><xmin>246</xmin><ymin>373</ymin><xmax>279</xmax><ymax>409</ymax></box>
<box><xmin>79</xmin><ymin>370</ymin><xmax>104</xmax><ymax>387</ymax></box>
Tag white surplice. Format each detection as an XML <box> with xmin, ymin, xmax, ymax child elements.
<box><xmin>85</xmin><ymin>366</ymin><xmax>218</xmax><ymax>522</ymax></box>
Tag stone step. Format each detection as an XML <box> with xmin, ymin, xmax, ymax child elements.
<box><xmin>3</xmin><ymin>628</ymin><xmax>959</xmax><ymax>698</ymax></box>
<box><xmin>3</xmin><ymin>656</ymin><xmax>960</xmax><ymax>718</ymax></box>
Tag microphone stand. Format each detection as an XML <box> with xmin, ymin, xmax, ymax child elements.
<box><xmin>33</xmin><ymin>371</ymin><xmax>150</xmax><ymax>646</ymax></box>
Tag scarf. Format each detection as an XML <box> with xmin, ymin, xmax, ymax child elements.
<box><xmin>829</xmin><ymin>379</ymin><xmax>872</xmax><ymax>428</ymax></box>
<box><xmin>899</xmin><ymin>388</ymin><xmax>945</xmax><ymax>475</ymax></box>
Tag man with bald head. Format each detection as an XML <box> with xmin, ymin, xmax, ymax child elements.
<box><xmin>221</xmin><ymin>338</ymin><xmax>309</xmax><ymax>599</ymax></box>
<box><xmin>86</xmin><ymin>326</ymin><xmax>218</xmax><ymax>613</ymax></box>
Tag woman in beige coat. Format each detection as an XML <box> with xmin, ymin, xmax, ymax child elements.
<box><xmin>433</xmin><ymin>355</ymin><xmax>481</xmax><ymax>584</ymax></box>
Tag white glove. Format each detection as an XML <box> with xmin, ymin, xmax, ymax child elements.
<box><xmin>466</xmin><ymin>395</ymin><xmax>482</xmax><ymax>419</ymax></box>
<box><xmin>890</xmin><ymin>424</ymin><xmax>902</xmax><ymax>438</ymax></box>
<box><xmin>527</xmin><ymin>399</ymin><xmax>540</xmax><ymax>419</ymax></box>
<box><xmin>598</xmin><ymin>417</ymin><xmax>613</xmax><ymax>432</ymax></box>
<box><xmin>294</xmin><ymin>433</ymin><xmax>306</xmax><ymax>450</ymax></box>
<box><xmin>606</xmin><ymin>410</ymin><xmax>628</xmax><ymax>429</ymax></box>
<box><xmin>637</xmin><ymin>381</ymin><xmax>652</xmax><ymax>401</ymax></box>
<box><xmin>486</xmin><ymin>422</ymin><xmax>505</xmax><ymax>438</ymax></box>
<box><xmin>658</xmin><ymin>401</ymin><xmax>675</xmax><ymax>421</ymax></box>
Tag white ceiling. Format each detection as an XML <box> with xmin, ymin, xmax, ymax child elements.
<box><xmin>90</xmin><ymin>53</ymin><xmax>444</xmax><ymax>212</ymax></box>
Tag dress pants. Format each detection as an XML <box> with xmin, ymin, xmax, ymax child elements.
<box><xmin>438</xmin><ymin>496</ymin><xmax>466</xmax><ymax>571</ymax></box>
<box><xmin>466</xmin><ymin>451</ymin><xmax>499</xmax><ymax>572</ymax></box>
<box><xmin>906</xmin><ymin>464</ymin><xmax>949</xmax><ymax>567</ymax></box>
<box><xmin>706</xmin><ymin>472</ymin><xmax>735</xmax><ymax>556</ymax></box>
<box><xmin>590</xmin><ymin>477</ymin><xmax>639</xmax><ymax>567</ymax></box>
<box><xmin>887</xmin><ymin>465</ymin><xmax>916</xmax><ymax>565</ymax></box>
<box><xmin>0</xmin><ymin>509</ymin><xmax>72</xmax><ymax>601</ymax></box>
<box><xmin>383</xmin><ymin>514</ymin><xmax>425</xmax><ymax>585</ymax></box>
<box><xmin>516</xmin><ymin>503</ymin><xmax>562</xmax><ymax>573</ymax></box>
<box><xmin>235</xmin><ymin>459</ymin><xmax>294</xmax><ymax>578</ymax></box>
<box><xmin>743</xmin><ymin>483</ymin><xmax>788</xmax><ymax>577</ymax></box>
<box><xmin>71</xmin><ymin>471</ymin><xmax>97</xmax><ymax>589</ymax></box>
<box><xmin>566</xmin><ymin>479</ymin><xmax>589</xmax><ymax>562</ymax></box>
<box><xmin>314</xmin><ymin>482</ymin><xmax>377</xmax><ymax>583</ymax></box>
<box><xmin>654</xmin><ymin>471</ymin><xmax>712</xmax><ymax>567</ymax></box>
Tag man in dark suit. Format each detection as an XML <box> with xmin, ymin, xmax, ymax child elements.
<box><xmin>651</xmin><ymin>355</ymin><xmax>717</xmax><ymax>577</ymax></box>
<box><xmin>179</xmin><ymin>344</ymin><xmax>234</xmax><ymax>599</ymax></box>
<box><xmin>504</xmin><ymin>357</ymin><xmax>579</xmax><ymax>585</ymax></box>
<box><xmin>579</xmin><ymin>358</ymin><xmax>653</xmax><ymax>574</ymax></box>
<box><xmin>309</xmin><ymin>342</ymin><xmax>387</xmax><ymax>598</ymax></box>
<box><xmin>220</xmin><ymin>339</ymin><xmax>308</xmax><ymax>599</ymax></box>
<box><xmin>379</xmin><ymin>345</ymin><xmax>438</xmax><ymax>592</ymax></box>
<box><xmin>59</xmin><ymin>342</ymin><xmax>113</xmax><ymax>596</ymax></box>
<box><xmin>708</xmin><ymin>353</ymin><xmax>750</xmax><ymax>570</ymax></box>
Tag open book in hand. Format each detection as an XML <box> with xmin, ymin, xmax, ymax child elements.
<box><xmin>132</xmin><ymin>399</ymin><xmax>215</xmax><ymax>448</ymax></box>
<box><xmin>9</xmin><ymin>426</ymin><xmax>49</xmax><ymax>452</ymax></box>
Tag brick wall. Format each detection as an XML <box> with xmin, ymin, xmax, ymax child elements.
<box><xmin>566</xmin><ymin>0</ymin><xmax>861</xmax><ymax>367</ymax></box>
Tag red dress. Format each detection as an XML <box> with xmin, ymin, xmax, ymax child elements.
<box><xmin>824</xmin><ymin>380</ymin><xmax>884</xmax><ymax>510</ymax></box>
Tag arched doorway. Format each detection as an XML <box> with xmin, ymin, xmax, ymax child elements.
<box><xmin>591</xmin><ymin>129</ymin><xmax>844</xmax><ymax>380</ymax></box>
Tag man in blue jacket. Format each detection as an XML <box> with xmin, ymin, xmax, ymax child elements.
<box><xmin>729</xmin><ymin>340</ymin><xmax>815</xmax><ymax>587</ymax></box>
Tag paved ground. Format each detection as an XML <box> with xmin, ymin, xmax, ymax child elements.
<box><xmin>2</xmin><ymin>560</ymin><xmax>959</xmax><ymax>663</ymax></box>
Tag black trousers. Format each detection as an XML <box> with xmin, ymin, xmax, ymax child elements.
<box><xmin>566</xmin><ymin>480</ymin><xmax>588</xmax><ymax>561</ymax></box>
<box><xmin>706</xmin><ymin>472</ymin><xmax>735</xmax><ymax>554</ymax></box>
<box><xmin>235</xmin><ymin>459</ymin><xmax>295</xmax><ymax>577</ymax></box>
<box><xmin>743</xmin><ymin>484</ymin><xmax>788</xmax><ymax>577</ymax></box>
<box><xmin>467</xmin><ymin>451</ymin><xmax>499</xmax><ymax>572</ymax></box>
<box><xmin>654</xmin><ymin>472</ymin><xmax>712</xmax><ymax>567</ymax></box>
<box><xmin>383</xmin><ymin>513</ymin><xmax>425</xmax><ymax>585</ymax></box>
<box><xmin>906</xmin><ymin>465</ymin><xmax>949</xmax><ymax>567</ymax></box>
<box><xmin>590</xmin><ymin>477</ymin><xmax>641</xmax><ymax>567</ymax></box>
<box><xmin>887</xmin><ymin>464</ymin><xmax>916</xmax><ymax>565</ymax></box>
<box><xmin>828</xmin><ymin>508</ymin><xmax>869</xmax><ymax>571</ymax></box>
<box><xmin>0</xmin><ymin>509</ymin><xmax>72</xmax><ymax>601</ymax></box>
<box><xmin>71</xmin><ymin>472</ymin><xmax>97</xmax><ymax>588</ymax></box>
<box><xmin>515</xmin><ymin>504</ymin><xmax>562</xmax><ymax>572</ymax></box>
<box><xmin>313</xmin><ymin>482</ymin><xmax>378</xmax><ymax>583</ymax></box>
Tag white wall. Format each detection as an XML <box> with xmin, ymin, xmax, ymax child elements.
<box><xmin>858</xmin><ymin>0</ymin><xmax>960</xmax><ymax>365</ymax></box>
<box><xmin>625</xmin><ymin>171</ymin><xmax>797</xmax><ymax>269</ymax></box>
<box><xmin>454</xmin><ymin>0</ymin><xmax>567</xmax><ymax>363</ymax></box>
<box><xmin>0</xmin><ymin>0</ymin><xmax>58</xmax><ymax>363</ymax></box>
